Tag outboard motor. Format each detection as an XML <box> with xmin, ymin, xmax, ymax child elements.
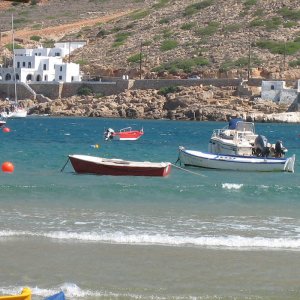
<box><xmin>254</xmin><ymin>135</ymin><xmax>270</xmax><ymax>157</ymax></box>
<box><xmin>274</xmin><ymin>140</ymin><xmax>286</xmax><ymax>157</ymax></box>
<box><xmin>104</xmin><ymin>128</ymin><xmax>114</xmax><ymax>140</ymax></box>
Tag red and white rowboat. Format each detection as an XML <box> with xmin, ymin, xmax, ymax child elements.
<box><xmin>68</xmin><ymin>154</ymin><xmax>171</xmax><ymax>177</ymax></box>
<box><xmin>104</xmin><ymin>127</ymin><xmax>144</xmax><ymax>141</ymax></box>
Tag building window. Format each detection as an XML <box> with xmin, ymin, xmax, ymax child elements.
<box><xmin>271</xmin><ymin>85</ymin><xmax>275</xmax><ymax>90</ymax></box>
<box><xmin>71</xmin><ymin>76</ymin><xmax>74</xmax><ymax>81</ymax></box>
<box><xmin>59</xmin><ymin>75</ymin><xmax>62</xmax><ymax>80</ymax></box>
<box><xmin>43</xmin><ymin>64</ymin><xmax>47</xmax><ymax>70</ymax></box>
<box><xmin>28</xmin><ymin>62</ymin><xmax>31</xmax><ymax>68</ymax></box>
<box><xmin>17</xmin><ymin>62</ymin><xmax>20</xmax><ymax>68</ymax></box>
<box><xmin>16</xmin><ymin>74</ymin><xmax>19</xmax><ymax>81</ymax></box>
<box><xmin>60</xmin><ymin>66</ymin><xmax>63</xmax><ymax>72</ymax></box>
<box><xmin>44</xmin><ymin>75</ymin><xmax>48</xmax><ymax>81</ymax></box>
<box><xmin>22</xmin><ymin>62</ymin><xmax>26</xmax><ymax>67</ymax></box>
<box><xmin>36</xmin><ymin>75</ymin><xmax>41</xmax><ymax>81</ymax></box>
<box><xmin>55</xmin><ymin>52</ymin><xmax>60</xmax><ymax>56</ymax></box>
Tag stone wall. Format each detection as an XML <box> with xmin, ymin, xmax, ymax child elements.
<box><xmin>61</xmin><ymin>80</ymin><xmax>129</xmax><ymax>98</ymax></box>
<box><xmin>1</xmin><ymin>78</ymin><xmax>249</xmax><ymax>101</ymax></box>
<box><xmin>131</xmin><ymin>78</ymin><xmax>242</xmax><ymax>90</ymax></box>
<box><xmin>0</xmin><ymin>83</ymin><xmax>35</xmax><ymax>100</ymax></box>
<box><xmin>29</xmin><ymin>82</ymin><xmax>61</xmax><ymax>99</ymax></box>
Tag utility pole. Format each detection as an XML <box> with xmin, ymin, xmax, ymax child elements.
<box><xmin>283</xmin><ymin>40</ymin><xmax>286</xmax><ymax>75</ymax></box>
<box><xmin>139</xmin><ymin>41</ymin><xmax>142</xmax><ymax>79</ymax></box>
<box><xmin>68</xmin><ymin>41</ymin><xmax>71</xmax><ymax>63</ymax></box>
<box><xmin>247</xmin><ymin>27</ymin><xmax>251</xmax><ymax>81</ymax></box>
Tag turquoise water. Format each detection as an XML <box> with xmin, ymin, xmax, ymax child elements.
<box><xmin>0</xmin><ymin>117</ymin><xmax>300</xmax><ymax>300</ymax></box>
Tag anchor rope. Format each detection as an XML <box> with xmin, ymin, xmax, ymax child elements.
<box><xmin>171</xmin><ymin>163</ymin><xmax>206</xmax><ymax>177</ymax></box>
<box><xmin>60</xmin><ymin>157</ymin><xmax>70</xmax><ymax>172</ymax></box>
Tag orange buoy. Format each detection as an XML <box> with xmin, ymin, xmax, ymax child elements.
<box><xmin>2</xmin><ymin>161</ymin><xmax>14</xmax><ymax>173</ymax></box>
<box><xmin>2</xmin><ymin>127</ymin><xmax>11</xmax><ymax>133</ymax></box>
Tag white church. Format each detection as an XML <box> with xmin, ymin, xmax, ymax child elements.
<box><xmin>0</xmin><ymin>41</ymin><xmax>86</xmax><ymax>83</ymax></box>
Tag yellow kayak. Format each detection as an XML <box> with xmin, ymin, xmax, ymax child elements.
<box><xmin>0</xmin><ymin>288</ymin><xmax>31</xmax><ymax>300</ymax></box>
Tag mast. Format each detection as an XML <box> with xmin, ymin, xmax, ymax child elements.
<box><xmin>12</xmin><ymin>14</ymin><xmax>17</xmax><ymax>104</ymax></box>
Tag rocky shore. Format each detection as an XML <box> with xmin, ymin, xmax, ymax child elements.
<box><xmin>3</xmin><ymin>85</ymin><xmax>296</xmax><ymax>123</ymax></box>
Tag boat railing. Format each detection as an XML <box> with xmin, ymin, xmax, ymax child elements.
<box><xmin>119</xmin><ymin>127</ymin><xmax>132</xmax><ymax>132</ymax></box>
<box><xmin>212</xmin><ymin>128</ymin><xmax>234</xmax><ymax>139</ymax></box>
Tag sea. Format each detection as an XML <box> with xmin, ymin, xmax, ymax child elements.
<box><xmin>0</xmin><ymin>117</ymin><xmax>299</xmax><ymax>300</ymax></box>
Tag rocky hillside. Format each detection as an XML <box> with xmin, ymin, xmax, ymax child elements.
<box><xmin>1</xmin><ymin>0</ymin><xmax>300</xmax><ymax>80</ymax></box>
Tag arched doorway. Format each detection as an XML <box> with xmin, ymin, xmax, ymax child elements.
<box><xmin>36</xmin><ymin>74</ymin><xmax>42</xmax><ymax>81</ymax></box>
<box><xmin>5</xmin><ymin>73</ymin><xmax>11</xmax><ymax>81</ymax></box>
<box><xmin>26</xmin><ymin>74</ymin><xmax>32</xmax><ymax>82</ymax></box>
<box><xmin>15</xmin><ymin>74</ymin><xmax>20</xmax><ymax>81</ymax></box>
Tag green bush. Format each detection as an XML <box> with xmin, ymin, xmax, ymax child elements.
<box><xmin>127</xmin><ymin>53</ymin><xmax>143</xmax><ymax>63</ymax></box>
<box><xmin>43</xmin><ymin>39</ymin><xmax>55</xmax><ymax>48</ymax></box>
<box><xmin>159</xmin><ymin>18</ymin><xmax>170</xmax><ymax>24</ymax></box>
<box><xmin>183</xmin><ymin>0</ymin><xmax>214</xmax><ymax>16</ymax></box>
<box><xmin>77</xmin><ymin>86</ymin><xmax>93</xmax><ymax>96</ymax></box>
<box><xmin>162</xmin><ymin>29</ymin><xmax>173</xmax><ymax>38</ymax></box>
<box><xmin>130</xmin><ymin>9</ymin><xmax>150</xmax><ymax>20</ymax></box>
<box><xmin>181</xmin><ymin>22</ymin><xmax>196</xmax><ymax>30</ymax></box>
<box><xmin>115</xmin><ymin>32</ymin><xmax>131</xmax><ymax>43</ymax></box>
<box><xmin>222</xmin><ymin>23</ymin><xmax>241</xmax><ymax>33</ymax></box>
<box><xmin>31</xmin><ymin>23</ymin><xmax>42</xmax><ymax>29</ymax></box>
<box><xmin>30</xmin><ymin>35</ymin><xmax>41</xmax><ymax>42</ymax></box>
<box><xmin>158</xmin><ymin>86</ymin><xmax>181</xmax><ymax>96</ymax></box>
<box><xmin>153</xmin><ymin>57</ymin><xmax>209</xmax><ymax>74</ymax></box>
<box><xmin>278</xmin><ymin>7</ymin><xmax>300</xmax><ymax>21</ymax></box>
<box><xmin>256</xmin><ymin>39</ymin><xmax>300</xmax><ymax>55</ymax></box>
<box><xmin>244</xmin><ymin>0</ymin><xmax>257</xmax><ymax>7</ymax></box>
<box><xmin>283</xmin><ymin>21</ymin><xmax>298</xmax><ymax>28</ymax></box>
<box><xmin>249</xmin><ymin>17</ymin><xmax>281</xmax><ymax>30</ymax></box>
<box><xmin>160</xmin><ymin>40</ymin><xmax>178</xmax><ymax>51</ymax></box>
<box><xmin>153</xmin><ymin>0</ymin><xmax>170</xmax><ymax>9</ymax></box>
<box><xmin>112</xmin><ymin>32</ymin><xmax>131</xmax><ymax>47</ymax></box>
<box><xmin>76</xmin><ymin>59</ymin><xmax>89</xmax><ymax>66</ymax></box>
<box><xmin>196</xmin><ymin>22</ymin><xmax>219</xmax><ymax>36</ymax></box>
<box><xmin>5</xmin><ymin>43</ymin><xmax>23</xmax><ymax>51</ymax></box>
<box><xmin>220</xmin><ymin>55</ymin><xmax>261</xmax><ymax>72</ymax></box>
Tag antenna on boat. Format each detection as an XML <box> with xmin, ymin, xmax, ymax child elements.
<box><xmin>12</xmin><ymin>14</ymin><xmax>17</xmax><ymax>105</ymax></box>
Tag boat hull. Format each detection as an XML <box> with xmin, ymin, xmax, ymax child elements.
<box><xmin>0</xmin><ymin>287</ymin><xmax>31</xmax><ymax>300</ymax></box>
<box><xmin>69</xmin><ymin>155</ymin><xmax>171</xmax><ymax>177</ymax></box>
<box><xmin>179</xmin><ymin>147</ymin><xmax>295</xmax><ymax>172</ymax></box>
<box><xmin>112</xmin><ymin>130</ymin><xmax>143</xmax><ymax>141</ymax></box>
<box><xmin>1</xmin><ymin>109</ymin><xmax>27</xmax><ymax>118</ymax></box>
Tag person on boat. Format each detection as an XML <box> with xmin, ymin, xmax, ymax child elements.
<box><xmin>274</xmin><ymin>140</ymin><xmax>286</xmax><ymax>157</ymax></box>
<box><xmin>104</xmin><ymin>128</ymin><xmax>115</xmax><ymax>140</ymax></box>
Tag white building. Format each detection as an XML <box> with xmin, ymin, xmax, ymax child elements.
<box><xmin>261</xmin><ymin>80</ymin><xmax>300</xmax><ymax>105</ymax></box>
<box><xmin>0</xmin><ymin>41</ymin><xmax>86</xmax><ymax>83</ymax></box>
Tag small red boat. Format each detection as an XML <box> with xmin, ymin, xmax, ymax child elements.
<box><xmin>68</xmin><ymin>154</ymin><xmax>171</xmax><ymax>177</ymax></box>
<box><xmin>104</xmin><ymin>127</ymin><xmax>144</xmax><ymax>141</ymax></box>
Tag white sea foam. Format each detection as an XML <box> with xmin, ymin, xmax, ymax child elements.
<box><xmin>1</xmin><ymin>230</ymin><xmax>299</xmax><ymax>250</ymax></box>
<box><xmin>222</xmin><ymin>183</ymin><xmax>243</xmax><ymax>190</ymax></box>
<box><xmin>0</xmin><ymin>283</ymin><xmax>208</xmax><ymax>299</ymax></box>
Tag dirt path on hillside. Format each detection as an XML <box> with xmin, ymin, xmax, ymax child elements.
<box><xmin>0</xmin><ymin>10</ymin><xmax>132</xmax><ymax>45</ymax></box>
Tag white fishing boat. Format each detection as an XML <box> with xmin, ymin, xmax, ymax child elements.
<box><xmin>209</xmin><ymin>118</ymin><xmax>289</xmax><ymax>157</ymax></box>
<box><xmin>209</xmin><ymin>118</ymin><xmax>259</xmax><ymax>156</ymax></box>
<box><xmin>178</xmin><ymin>147</ymin><xmax>295</xmax><ymax>173</ymax></box>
